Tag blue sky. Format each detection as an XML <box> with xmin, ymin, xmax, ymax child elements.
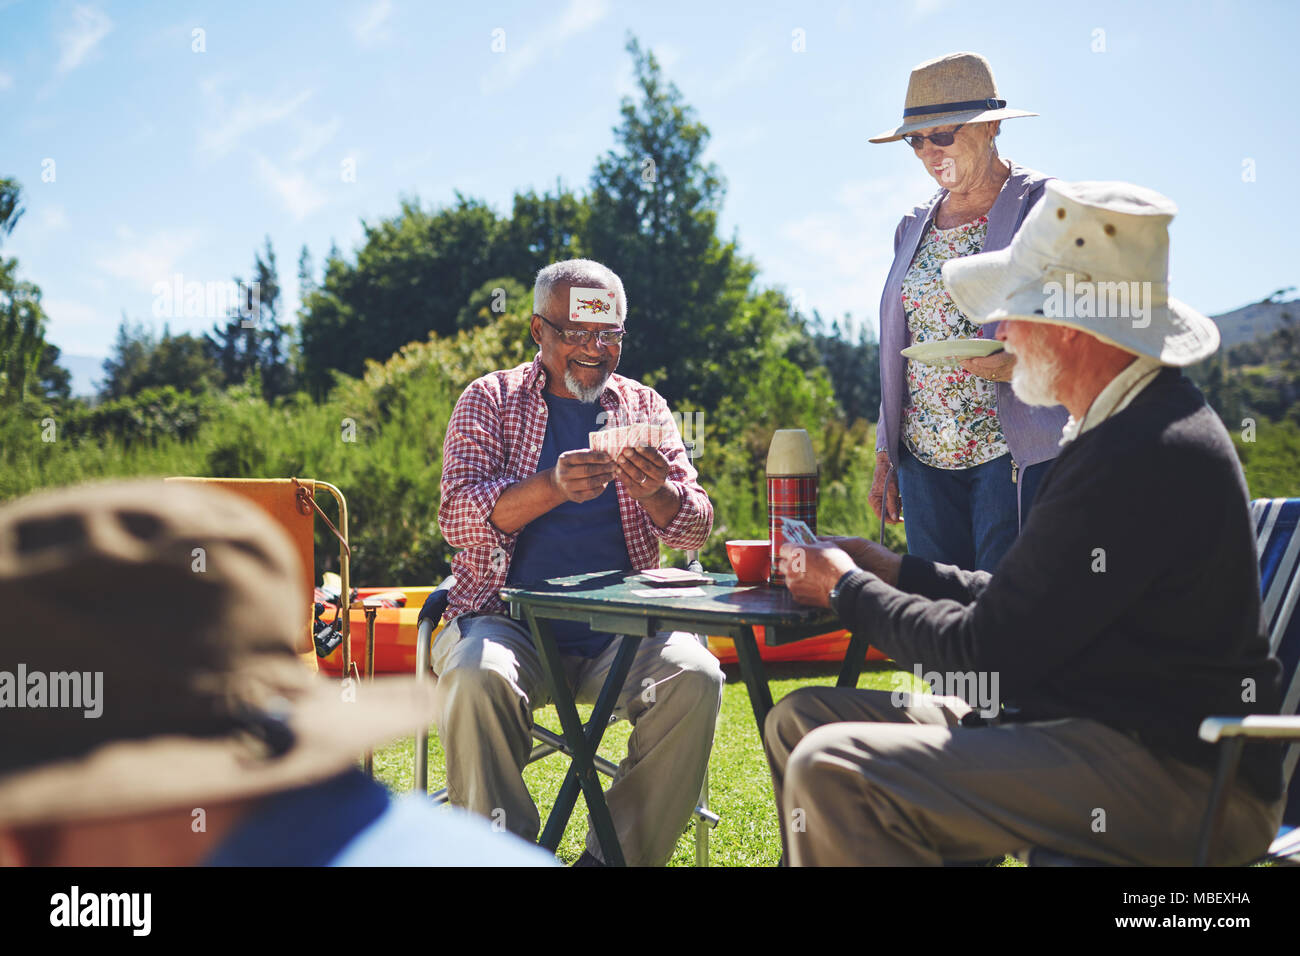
<box><xmin>2</xmin><ymin>0</ymin><xmax>1297</xmax><ymax>394</ymax></box>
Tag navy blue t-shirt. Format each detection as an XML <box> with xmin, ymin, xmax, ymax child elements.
<box><xmin>506</xmin><ymin>392</ymin><xmax>632</xmax><ymax>656</ymax></box>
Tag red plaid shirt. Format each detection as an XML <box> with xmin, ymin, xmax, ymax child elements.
<box><xmin>438</xmin><ymin>354</ymin><xmax>712</xmax><ymax>622</ymax></box>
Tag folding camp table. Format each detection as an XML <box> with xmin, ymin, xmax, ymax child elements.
<box><xmin>501</xmin><ymin>569</ymin><xmax>848</xmax><ymax>866</ymax></box>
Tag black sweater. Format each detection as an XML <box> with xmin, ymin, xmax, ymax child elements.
<box><xmin>836</xmin><ymin>368</ymin><xmax>1285</xmax><ymax>802</ymax></box>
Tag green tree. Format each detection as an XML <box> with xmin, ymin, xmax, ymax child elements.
<box><xmin>298</xmin><ymin>189</ymin><xmax>586</xmax><ymax>397</ymax></box>
<box><xmin>0</xmin><ymin>178</ymin><xmax>51</xmax><ymax>404</ymax></box>
<box><xmin>455</xmin><ymin>277</ymin><xmax>529</xmax><ymax>332</ymax></box>
<box><xmin>810</xmin><ymin>312</ymin><xmax>881</xmax><ymax>423</ymax></box>
<box><xmin>36</xmin><ymin>342</ymin><xmax>73</xmax><ymax>405</ymax></box>
<box><xmin>206</xmin><ymin>237</ymin><xmax>294</xmax><ymax>398</ymax></box>
<box><xmin>584</xmin><ymin>37</ymin><xmax>758</xmax><ymax>408</ymax></box>
<box><xmin>101</xmin><ymin>318</ymin><xmax>220</xmax><ymax>399</ymax></box>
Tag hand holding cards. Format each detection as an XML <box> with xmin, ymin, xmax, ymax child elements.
<box><xmin>588</xmin><ymin>422</ymin><xmax>667</xmax><ymax>457</ymax></box>
<box><xmin>780</xmin><ymin>517</ymin><xmax>817</xmax><ymax>546</ymax></box>
<box><xmin>552</xmin><ymin>449</ymin><xmax>616</xmax><ymax>504</ymax></box>
<box><xmin>583</xmin><ymin>421</ymin><xmax>673</xmax><ymax>501</ymax></box>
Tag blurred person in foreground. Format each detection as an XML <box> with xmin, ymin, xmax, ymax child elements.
<box><xmin>767</xmin><ymin>181</ymin><xmax>1285</xmax><ymax>866</ymax></box>
<box><xmin>0</xmin><ymin>479</ymin><xmax>552</xmax><ymax>866</ymax></box>
<box><xmin>436</xmin><ymin>258</ymin><xmax>723</xmax><ymax>867</ymax></box>
<box><xmin>869</xmin><ymin>51</ymin><xmax>1068</xmax><ymax>571</ymax></box>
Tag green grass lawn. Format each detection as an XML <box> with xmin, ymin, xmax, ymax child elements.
<box><xmin>369</xmin><ymin>659</ymin><xmax>994</xmax><ymax>866</ymax></box>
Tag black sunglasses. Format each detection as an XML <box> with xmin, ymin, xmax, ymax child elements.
<box><xmin>534</xmin><ymin>313</ymin><xmax>626</xmax><ymax>348</ymax></box>
<box><xmin>902</xmin><ymin>123</ymin><xmax>965</xmax><ymax>150</ymax></box>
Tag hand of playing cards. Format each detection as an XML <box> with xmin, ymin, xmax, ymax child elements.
<box><xmin>780</xmin><ymin>517</ymin><xmax>818</xmax><ymax>546</ymax></box>
<box><xmin>588</xmin><ymin>422</ymin><xmax>668</xmax><ymax>457</ymax></box>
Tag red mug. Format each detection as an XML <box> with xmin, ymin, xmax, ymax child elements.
<box><xmin>726</xmin><ymin>540</ymin><xmax>771</xmax><ymax>585</ymax></box>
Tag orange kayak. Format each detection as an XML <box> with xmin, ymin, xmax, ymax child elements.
<box><xmin>317</xmin><ymin>586</ymin><xmax>885</xmax><ymax>676</ymax></box>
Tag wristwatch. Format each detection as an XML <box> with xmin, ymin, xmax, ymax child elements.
<box><xmin>828</xmin><ymin>571</ymin><xmax>853</xmax><ymax>614</ymax></box>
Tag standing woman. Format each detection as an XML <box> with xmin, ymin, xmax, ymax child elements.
<box><xmin>868</xmin><ymin>52</ymin><xmax>1067</xmax><ymax>572</ymax></box>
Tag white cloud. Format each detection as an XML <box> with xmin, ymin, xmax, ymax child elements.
<box><xmin>198</xmin><ymin>72</ymin><xmax>232</xmax><ymax>97</ymax></box>
<box><xmin>95</xmin><ymin>229</ymin><xmax>202</xmax><ymax>293</ymax></box>
<box><xmin>42</xmin><ymin>297</ymin><xmax>112</xmax><ymax>350</ymax></box>
<box><xmin>775</xmin><ymin>175</ymin><xmax>929</xmax><ymax>330</ymax></box>
<box><xmin>289</xmin><ymin>116</ymin><xmax>343</xmax><ymax>163</ymax></box>
<box><xmin>911</xmin><ymin>0</ymin><xmax>950</xmax><ymax>15</ymax></box>
<box><xmin>707</xmin><ymin>123</ymin><xmax>767</xmax><ymax>161</ymax></box>
<box><xmin>393</xmin><ymin>146</ymin><xmax>437</xmax><ymax>175</ymax></box>
<box><xmin>255</xmin><ymin>153</ymin><xmax>327</xmax><ymax>220</ymax></box>
<box><xmin>57</xmin><ymin>5</ymin><xmax>113</xmax><ymax>74</ymax></box>
<box><xmin>712</xmin><ymin>43</ymin><xmax>768</xmax><ymax>100</ymax></box>
<box><xmin>354</xmin><ymin>0</ymin><xmax>393</xmax><ymax>47</ymax></box>
<box><xmin>0</xmin><ymin>71</ymin><xmax>13</xmax><ymax>91</ymax></box>
<box><xmin>197</xmin><ymin>86</ymin><xmax>313</xmax><ymax>160</ymax></box>
<box><xmin>481</xmin><ymin>0</ymin><xmax>610</xmax><ymax>95</ymax></box>
<box><xmin>37</xmin><ymin>205</ymin><xmax>68</xmax><ymax>233</ymax></box>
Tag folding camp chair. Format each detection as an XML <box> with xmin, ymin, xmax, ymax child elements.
<box><xmin>164</xmin><ymin>477</ymin><xmax>355</xmax><ymax>677</ymax></box>
<box><xmin>1025</xmin><ymin>496</ymin><xmax>1300</xmax><ymax>866</ymax></box>
<box><xmin>412</xmin><ymin>554</ymin><xmax>721</xmax><ymax>866</ymax></box>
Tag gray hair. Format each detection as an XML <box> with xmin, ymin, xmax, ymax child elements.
<box><xmin>533</xmin><ymin>259</ymin><xmax>627</xmax><ymax>324</ymax></box>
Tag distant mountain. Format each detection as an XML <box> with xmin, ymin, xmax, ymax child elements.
<box><xmin>59</xmin><ymin>353</ymin><xmax>105</xmax><ymax>399</ymax></box>
<box><xmin>1212</xmin><ymin>297</ymin><xmax>1299</xmax><ymax>349</ymax></box>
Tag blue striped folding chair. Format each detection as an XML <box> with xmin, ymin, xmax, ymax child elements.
<box><xmin>1026</xmin><ymin>496</ymin><xmax>1300</xmax><ymax>866</ymax></box>
<box><xmin>1194</xmin><ymin>497</ymin><xmax>1300</xmax><ymax>865</ymax></box>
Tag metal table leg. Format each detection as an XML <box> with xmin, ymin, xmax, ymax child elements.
<box><xmin>527</xmin><ymin>607</ymin><xmax>637</xmax><ymax>866</ymax></box>
<box><xmin>733</xmin><ymin>624</ymin><xmax>775</xmax><ymax>743</ymax></box>
<box><xmin>836</xmin><ymin>628</ymin><xmax>870</xmax><ymax>689</ymax></box>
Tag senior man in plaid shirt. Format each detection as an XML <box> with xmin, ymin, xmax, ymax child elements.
<box><xmin>435</xmin><ymin>258</ymin><xmax>724</xmax><ymax>866</ymax></box>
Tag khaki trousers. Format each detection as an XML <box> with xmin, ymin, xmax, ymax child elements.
<box><xmin>764</xmin><ymin>686</ymin><xmax>1284</xmax><ymax>866</ymax></box>
<box><xmin>432</xmin><ymin>613</ymin><xmax>724</xmax><ymax>866</ymax></box>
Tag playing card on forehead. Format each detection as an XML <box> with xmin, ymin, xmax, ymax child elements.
<box><xmin>569</xmin><ymin>286</ymin><xmax>619</xmax><ymax>325</ymax></box>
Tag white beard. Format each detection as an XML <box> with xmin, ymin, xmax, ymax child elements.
<box><xmin>564</xmin><ymin>368</ymin><xmax>608</xmax><ymax>404</ymax></box>
<box><xmin>1007</xmin><ymin>339</ymin><xmax>1063</xmax><ymax>407</ymax></box>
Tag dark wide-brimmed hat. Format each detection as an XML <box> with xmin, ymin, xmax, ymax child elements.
<box><xmin>0</xmin><ymin>479</ymin><xmax>437</xmax><ymax>828</ymax></box>
<box><xmin>869</xmin><ymin>51</ymin><xmax>1038</xmax><ymax>143</ymax></box>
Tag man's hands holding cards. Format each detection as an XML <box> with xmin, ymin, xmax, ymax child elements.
<box><xmin>615</xmin><ymin>445</ymin><xmax>669</xmax><ymax>499</ymax></box>
<box><xmin>553</xmin><ymin>450</ymin><xmax>616</xmax><ymax>503</ymax></box>
<box><xmin>587</xmin><ymin>424</ymin><xmax>670</xmax><ymax>500</ymax></box>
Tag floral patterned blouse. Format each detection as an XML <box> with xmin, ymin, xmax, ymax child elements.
<box><xmin>900</xmin><ymin>215</ymin><xmax>1008</xmax><ymax>470</ymax></box>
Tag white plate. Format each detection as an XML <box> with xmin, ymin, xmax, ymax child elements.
<box><xmin>900</xmin><ymin>338</ymin><xmax>1005</xmax><ymax>368</ymax></box>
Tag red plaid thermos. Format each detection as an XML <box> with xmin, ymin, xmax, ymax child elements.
<box><xmin>767</xmin><ymin>429</ymin><xmax>818</xmax><ymax>587</ymax></box>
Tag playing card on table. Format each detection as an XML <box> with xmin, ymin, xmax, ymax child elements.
<box><xmin>781</xmin><ymin>517</ymin><xmax>817</xmax><ymax>546</ymax></box>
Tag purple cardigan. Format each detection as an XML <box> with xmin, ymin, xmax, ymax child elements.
<box><xmin>875</xmin><ymin>161</ymin><xmax>1068</xmax><ymax>471</ymax></box>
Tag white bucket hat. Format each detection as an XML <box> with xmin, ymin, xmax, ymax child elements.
<box><xmin>941</xmin><ymin>180</ymin><xmax>1220</xmax><ymax>366</ymax></box>
<box><xmin>868</xmin><ymin>51</ymin><xmax>1037</xmax><ymax>144</ymax></box>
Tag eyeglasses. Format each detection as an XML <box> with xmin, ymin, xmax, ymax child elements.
<box><xmin>902</xmin><ymin>123</ymin><xmax>965</xmax><ymax>150</ymax></box>
<box><xmin>535</xmin><ymin>313</ymin><xmax>626</xmax><ymax>348</ymax></box>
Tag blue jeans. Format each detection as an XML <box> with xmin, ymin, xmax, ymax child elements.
<box><xmin>896</xmin><ymin>444</ymin><xmax>1049</xmax><ymax>572</ymax></box>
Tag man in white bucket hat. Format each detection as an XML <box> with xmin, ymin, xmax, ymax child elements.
<box><xmin>768</xmin><ymin>181</ymin><xmax>1286</xmax><ymax>865</ymax></box>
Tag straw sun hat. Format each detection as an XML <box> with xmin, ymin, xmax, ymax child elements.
<box><xmin>0</xmin><ymin>479</ymin><xmax>438</xmax><ymax>828</ymax></box>
<box><xmin>942</xmin><ymin>180</ymin><xmax>1220</xmax><ymax>366</ymax></box>
<box><xmin>869</xmin><ymin>51</ymin><xmax>1037</xmax><ymax>144</ymax></box>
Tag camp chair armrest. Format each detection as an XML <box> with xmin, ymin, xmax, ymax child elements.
<box><xmin>418</xmin><ymin>575</ymin><xmax>457</xmax><ymax>625</ymax></box>
<box><xmin>1198</xmin><ymin>715</ymin><xmax>1300</xmax><ymax>744</ymax></box>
